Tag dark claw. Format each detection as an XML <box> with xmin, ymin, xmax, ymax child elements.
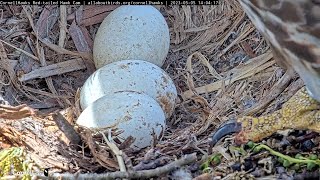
<box><xmin>209</xmin><ymin>119</ymin><xmax>242</xmax><ymax>149</ymax></box>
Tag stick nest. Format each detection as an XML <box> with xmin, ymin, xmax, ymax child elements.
<box><xmin>0</xmin><ymin>2</ymin><xmax>306</xmax><ymax>179</ymax></box>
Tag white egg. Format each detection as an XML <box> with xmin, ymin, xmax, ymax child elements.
<box><xmin>93</xmin><ymin>5</ymin><xmax>170</xmax><ymax>68</ymax></box>
<box><xmin>77</xmin><ymin>91</ymin><xmax>165</xmax><ymax>150</ymax></box>
<box><xmin>80</xmin><ymin>60</ymin><xmax>177</xmax><ymax>118</ymax></box>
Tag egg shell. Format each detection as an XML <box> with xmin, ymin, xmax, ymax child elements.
<box><xmin>77</xmin><ymin>91</ymin><xmax>165</xmax><ymax>150</ymax></box>
<box><xmin>80</xmin><ymin>60</ymin><xmax>177</xmax><ymax>118</ymax></box>
<box><xmin>93</xmin><ymin>5</ymin><xmax>170</xmax><ymax>68</ymax></box>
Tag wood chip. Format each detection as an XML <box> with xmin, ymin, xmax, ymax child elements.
<box><xmin>52</xmin><ymin>113</ymin><xmax>81</xmax><ymax>146</ymax></box>
<box><xmin>19</xmin><ymin>58</ymin><xmax>86</xmax><ymax>82</ymax></box>
<box><xmin>69</xmin><ymin>21</ymin><xmax>91</xmax><ymax>52</ymax></box>
<box><xmin>0</xmin><ymin>104</ymin><xmax>36</xmax><ymax>120</ymax></box>
<box><xmin>67</xmin><ymin>5</ymin><xmax>119</xmax><ymax>26</ymax></box>
<box><xmin>67</xmin><ymin>23</ymin><xmax>95</xmax><ymax>73</ymax></box>
<box><xmin>80</xmin><ymin>26</ymin><xmax>94</xmax><ymax>50</ymax></box>
<box><xmin>80</xmin><ymin>11</ymin><xmax>113</xmax><ymax>26</ymax></box>
<box><xmin>16</xmin><ymin>44</ymin><xmax>39</xmax><ymax>74</ymax></box>
<box><xmin>35</xmin><ymin>5</ymin><xmax>59</xmax><ymax>39</ymax></box>
<box><xmin>75</xmin><ymin>5</ymin><xmax>83</xmax><ymax>25</ymax></box>
<box><xmin>83</xmin><ymin>5</ymin><xmax>119</xmax><ymax>20</ymax></box>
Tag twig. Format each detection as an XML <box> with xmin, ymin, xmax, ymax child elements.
<box><xmin>59</xmin><ymin>5</ymin><xmax>67</xmax><ymax>48</ymax></box>
<box><xmin>40</xmin><ymin>38</ymin><xmax>93</xmax><ymax>60</ymax></box>
<box><xmin>252</xmin><ymin>142</ymin><xmax>320</xmax><ymax>165</ymax></box>
<box><xmin>49</xmin><ymin>153</ymin><xmax>197</xmax><ymax>179</ymax></box>
<box><xmin>100</xmin><ymin>130</ymin><xmax>127</xmax><ymax>173</ymax></box>
<box><xmin>80</xmin><ymin>129</ymin><xmax>119</xmax><ymax>170</ymax></box>
<box><xmin>0</xmin><ymin>39</ymin><xmax>39</xmax><ymax>61</ymax></box>
<box><xmin>39</xmin><ymin>46</ymin><xmax>64</xmax><ymax>107</ymax></box>
<box><xmin>22</xmin><ymin>85</ymin><xmax>71</xmax><ymax>99</ymax></box>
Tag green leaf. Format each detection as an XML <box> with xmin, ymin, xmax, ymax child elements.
<box><xmin>200</xmin><ymin>161</ymin><xmax>209</xmax><ymax>170</ymax></box>
<box><xmin>295</xmin><ymin>154</ymin><xmax>303</xmax><ymax>160</ymax></box>
<box><xmin>202</xmin><ymin>167</ymin><xmax>212</xmax><ymax>173</ymax></box>
<box><xmin>201</xmin><ymin>153</ymin><xmax>222</xmax><ymax>170</ymax></box>
<box><xmin>212</xmin><ymin>156</ymin><xmax>221</xmax><ymax>165</ymax></box>
<box><xmin>307</xmin><ymin>162</ymin><xmax>316</xmax><ymax>170</ymax></box>
<box><xmin>277</xmin><ymin>157</ymin><xmax>284</xmax><ymax>163</ymax></box>
<box><xmin>308</xmin><ymin>154</ymin><xmax>317</xmax><ymax>160</ymax></box>
<box><xmin>292</xmin><ymin>163</ymin><xmax>301</xmax><ymax>171</ymax></box>
<box><xmin>253</xmin><ymin>146</ymin><xmax>262</xmax><ymax>153</ymax></box>
<box><xmin>239</xmin><ymin>147</ymin><xmax>247</xmax><ymax>155</ymax></box>
<box><xmin>247</xmin><ymin>141</ymin><xmax>255</xmax><ymax>149</ymax></box>
<box><xmin>283</xmin><ymin>159</ymin><xmax>292</xmax><ymax>167</ymax></box>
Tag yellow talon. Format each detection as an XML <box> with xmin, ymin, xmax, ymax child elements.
<box><xmin>211</xmin><ymin>87</ymin><xmax>320</xmax><ymax>146</ymax></box>
<box><xmin>235</xmin><ymin>87</ymin><xmax>320</xmax><ymax>143</ymax></box>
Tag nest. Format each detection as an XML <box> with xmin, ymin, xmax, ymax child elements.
<box><xmin>0</xmin><ymin>2</ymin><xmax>310</xmax><ymax>179</ymax></box>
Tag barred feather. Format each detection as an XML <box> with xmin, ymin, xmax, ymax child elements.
<box><xmin>239</xmin><ymin>0</ymin><xmax>320</xmax><ymax>101</ymax></box>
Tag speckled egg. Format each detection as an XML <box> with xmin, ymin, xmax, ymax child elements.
<box><xmin>80</xmin><ymin>60</ymin><xmax>177</xmax><ymax>118</ymax></box>
<box><xmin>93</xmin><ymin>5</ymin><xmax>170</xmax><ymax>68</ymax></box>
<box><xmin>76</xmin><ymin>91</ymin><xmax>166</xmax><ymax>150</ymax></box>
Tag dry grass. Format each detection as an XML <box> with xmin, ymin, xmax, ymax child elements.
<box><xmin>0</xmin><ymin>2</ymin><xmax>305</xmax><ymax>178</ymax></box>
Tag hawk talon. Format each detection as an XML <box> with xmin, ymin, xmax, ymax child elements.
<box><xmin>211</xmin><ymin>87</ymin><xmax>320</xmax><ymax>148</ymax></box>
<box><xmin>210</xmin><ymin>120</ymin><xmax>242</xmax><ymax>146</ymax></box>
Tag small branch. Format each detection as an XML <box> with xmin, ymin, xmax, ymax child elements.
<box><xmin>80</xmin><ymin>129</ymin><xmax>119</xmax><ymax>170</ymax></box>
<box><xmin>50</xmin><ymin>153</ymin><xmax>197</xmax><ymax>179</ymax></box>
<box><xmin>59</xmin><ymin>5</ymin><xmax>67</xmax><ymax>48</ymax></box>
<box><xmin>100</xmin><ymin>130</ymin><xmax>127</xmax><ymax>173</ymax></box>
